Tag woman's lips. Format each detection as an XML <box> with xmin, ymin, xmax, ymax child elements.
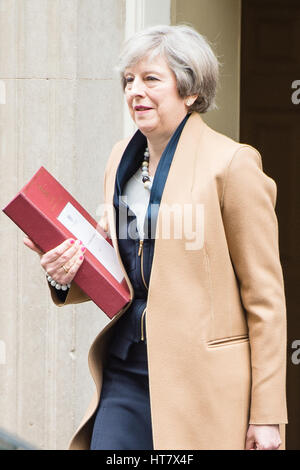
<box><xmin>134</xmin><ymin>106</ymin><xmax>153</xmax><ymax>112</ymax></box>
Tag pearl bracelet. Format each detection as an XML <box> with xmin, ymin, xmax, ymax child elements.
<box><xmin>46</xmin><ymin>272</ymin><xmax>71</xmax><ymax>291</ymax></box>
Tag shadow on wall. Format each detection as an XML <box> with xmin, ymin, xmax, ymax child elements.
<box><xmin>0</xmin><ymin>428</ymin><xmax>38</xmax><ymax>450</ymax></box>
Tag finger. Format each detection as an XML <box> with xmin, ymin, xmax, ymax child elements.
<box><xmin>253</xmin><ymin>437</ymin><xmax>282</xmax><ymax>451</ymax></box>
<box><xmin>46</xmin><ymin>248</ymin><xmax>85</xmax><ymax>285</ymax></box>
<box><xmin>43</xmin><ymin>241</ymin><xmax>83</xmax><ymax>281</ymax></box>
<box><xmin>41</xmin><ymin>238</ymin><xmax>78</xmax><ymax>267</ymax></box>
<box><xmin>97</xmin><ymin>215</ymin><xmax>111</xmax><ymax>238</ymax></box>
<box><xmin>23</xmin><ymin>236</ymin><xmax>44</xmax><ymax>256</ymax></box>
<box><xmin>55</xmin><ymin>244</ymin><xmax>86</xmax><ymax>282</ymax></box>
<box><xmin>47</xmin><ymin>239</ymin><xmax>84</xmax><ymax>273</ymax></box>
<box><xmin>61</xmin><ymin>251</ymin><xmax>85</xmax><ymax>284</ymax></box>
<box><xmin>245</xmin><ymin>436</ymin><xmax>256</xmax><ymax>450</ymax></box>
<box><xmin>258</xmin><ymin>442</ymin><xmax>281</xmax><ymax>450</ymax></box>
<box><xmin>98</xmin><ymin>216</ymin><xmax>108</xmax><ymax>232</ymax></box>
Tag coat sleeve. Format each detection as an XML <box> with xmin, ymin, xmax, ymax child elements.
<box><xmin>47</xmin><ymin>281</ymin><xmax>91</xmax><ymax>307</ymax></box>
<box><xmin>221</xmin><ymin>145</ymin><xmax>288</xmax><ymax>424</ymax></box>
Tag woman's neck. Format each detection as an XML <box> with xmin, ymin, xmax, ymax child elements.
<box><xmin>145</xmin><ymin>114</ymin><xmax>188</xmax><ymax>170</ymax></box>
<box><xmin>146</xmin><ymin>136</ymin><xmax>169</xmax><ymax>166</ymax></box>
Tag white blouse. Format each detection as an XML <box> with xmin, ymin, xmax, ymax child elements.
<box><xmin>121</xmin><ymin>167</ymin><xmax>153</xmax><ymax>240</ymax></box>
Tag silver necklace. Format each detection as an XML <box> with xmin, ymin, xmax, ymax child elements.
<box><xmin>141</xmin><ymin>147</ymin><xmax>152</xmax><ymax>190</ymax></box>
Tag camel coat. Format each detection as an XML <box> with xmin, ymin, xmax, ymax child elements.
<box><xmin>49</xmin><ymin>112</ymin><xmax>288</xmax><ymax>449</ymax></box>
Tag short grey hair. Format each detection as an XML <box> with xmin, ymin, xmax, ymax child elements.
<box><xmin>116</xmin><ymin>24</ymin><xmax>220</xmax><ymax>113</ymax></box>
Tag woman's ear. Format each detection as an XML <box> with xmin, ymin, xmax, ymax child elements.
<box><xmin>185</xmin><ymin>95</ymin><xmax>198</xmax><ymax>107</ymax></box>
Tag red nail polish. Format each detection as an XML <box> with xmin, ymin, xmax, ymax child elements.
<box><xmin>79</xmin><ymin>240</ymin><xmax>83</xmax><ymax>245</ymax></box>
<box><xmin>79</xmin><ymin>256</ymin><xmax>83</xmax><ymax>260</ymax></box>
<box><xmin>81</xmin><ymin>247</ymin><xmax>85</xmax><ymax>252</ymax></box>
<box><xmin>70</xmin><ymin>239</ymin><xmax>75</xmax><ymax>244</ymax></box>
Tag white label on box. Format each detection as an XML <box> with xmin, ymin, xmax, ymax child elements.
<box><xmin>57</xmin><ymin>202</ymin><xmax>124</xmax><ymax>283</ymax></box>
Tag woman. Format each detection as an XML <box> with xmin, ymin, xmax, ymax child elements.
<box><xmin>24</xmin><ymin>25</ymin><xmax>287</xmax><ymax>450</ymax></box>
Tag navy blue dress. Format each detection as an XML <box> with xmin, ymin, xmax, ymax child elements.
<box><xmin>90</xmin><ymin>114</ymin><xmax>190</xmax><ymax>450</ymax></box>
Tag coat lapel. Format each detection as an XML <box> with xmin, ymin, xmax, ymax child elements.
<box><xmin>105</xmin><ymin>112</ymin><xmax>207</xmax><ymax>292</ymax></box>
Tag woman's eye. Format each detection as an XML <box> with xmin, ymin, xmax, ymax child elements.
<box><xmin>146</xmin><ymin>76</ymin><xmax>158</xmax><ymax>81</ymax></box>
<box><xmin>125</xmin><ymin>77</ymin><xmax>134</xmax><ymax>84</ymax></box>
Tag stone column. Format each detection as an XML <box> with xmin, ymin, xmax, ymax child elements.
<box><xmin>0</xmin><ymin>0</ymin><xmax>125</xmax><ymax>449</ymax></box>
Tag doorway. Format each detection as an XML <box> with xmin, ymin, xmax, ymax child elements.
<box><xmin>240</xmin><ymin>0</ymin><xmax>300</xmax><ymax>449</ymax></box>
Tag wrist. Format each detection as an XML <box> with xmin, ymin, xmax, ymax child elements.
<box><xmin>46</xmin><ymin>272</ymin><xmax>71</xmax><ymax>291</ymax></box>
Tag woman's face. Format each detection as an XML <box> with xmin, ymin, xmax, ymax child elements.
<box><xmin>124</xmin><ymin>55</ymin><xmax>188</xmax><ymax>139</ymax></box>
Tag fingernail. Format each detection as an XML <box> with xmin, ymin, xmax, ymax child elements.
<box><xmin>70</xmin><ymin>239</ymin><xmax>75</xmax><ymax>244</ymax></box>
<box><xmin>81</xmin><ymin>246</ymin><xmax>85</xmax><ymax>252</ymax></box>
<box><xmin>79</xmin><ymin>240</ymin><xmax>83</xmax><ymax>245</ymax></box>
<box><xmin>79</xmin><ymin>256</ymin><xmax>83</xmax><ymax>260</ymax></box>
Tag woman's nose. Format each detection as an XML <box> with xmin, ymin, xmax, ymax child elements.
<box><xmin>128</xmin><ymin>78</ymin><xmax>146</xmax><ymax>97</ymax></box>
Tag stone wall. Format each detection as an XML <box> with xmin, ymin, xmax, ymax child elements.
<box><xmin>0</xmin><ymin>0</ymin><xmax>125</xmax><ymax>449</ymax></box>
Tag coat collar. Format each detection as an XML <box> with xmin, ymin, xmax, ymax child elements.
<box><xmin>107</xmin><ymin>112</ymin><xmax>207</xmax><ymax>244</ymax></box>
<box><xmin>113</xmin><ymin>113</ymin><xmax>191</xmax><ymax>239</ymax></box>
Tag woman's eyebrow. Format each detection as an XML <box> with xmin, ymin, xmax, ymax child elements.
<box><xmin>142</xmin><ymin>69</ymin><xmax>162</xmax><ymax>74</ymax></box>
<box><xmin>124</xmin><ymin>69</ymin><xmax>163</xmax><ymax>76</ymax></box>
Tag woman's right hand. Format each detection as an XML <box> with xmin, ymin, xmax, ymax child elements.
<box><xmin>23</xmin><ymin>236</ymin><xmax>86</xmax><ymax>285</ymax></box>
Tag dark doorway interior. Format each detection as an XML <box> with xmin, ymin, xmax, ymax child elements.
<box><xmin>240</xmin><ymin>0</ymin><xmax>300</xmax><ymax>450</ymax></box>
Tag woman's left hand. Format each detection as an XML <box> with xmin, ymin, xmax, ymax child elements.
<box><xmin>245</xmin><ymin>424</ymin><xmax>281</xmax><ymax>450</ymax></box>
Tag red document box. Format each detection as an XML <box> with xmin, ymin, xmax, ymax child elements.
<box><xmin>2</xmin><ymin>166</ymin><xmax>130</xmax><ymax>318</ymax></box>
